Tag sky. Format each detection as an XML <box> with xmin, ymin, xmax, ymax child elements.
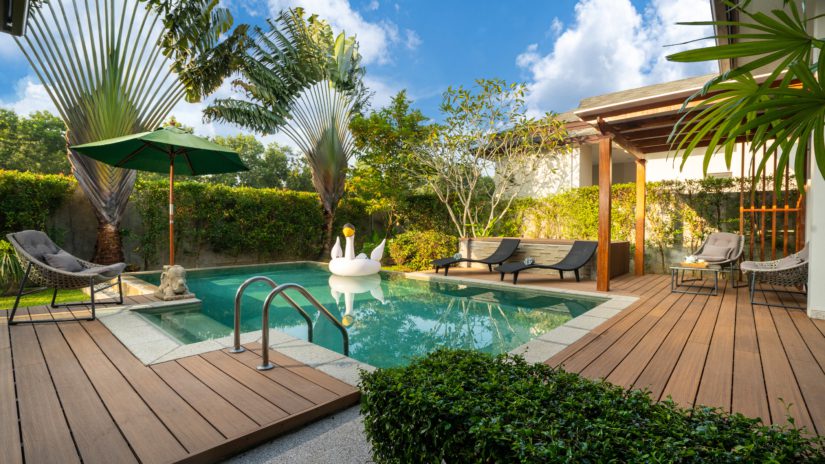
<box><xmin>0</xmin><ymin>0</ymin><xmax>716</xmax><ymax>146</ymax></box>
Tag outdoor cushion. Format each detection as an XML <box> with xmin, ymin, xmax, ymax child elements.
<box><xmin>43</xmin><ymin>250</ymin><xmax>83</xmax><ymax>272</ymax></box>
<box><xmin>696</xmin><ymin>244</ymin><xmax>732</xmax><ymax>262</ymax></box>
<box><xmin>13</xmin><ymin>230</ymin><xmax>60</xmax><ymax>261</ymax></box>
<box><xmin>77</xmin><ymin>262</ymin><xmax>127</xmax><ymax>278</ymax></box>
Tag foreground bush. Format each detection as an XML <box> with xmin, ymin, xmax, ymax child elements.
<box><xmin>388</xmin><ymin>230</ymin><xmax>457</xmax><ymax>271</ymax></box>
<box><xmin>360</xmin><ymin>350</ymin><xmax>824</xmax><ymax>463</ymax></box>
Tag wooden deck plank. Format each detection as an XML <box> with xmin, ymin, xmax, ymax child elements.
<box><xmin>605</xmin><ymin>290</ymin><xmax>701</xmax><ymax>388</ymax></box>
<box><xmin>10</xmin><ymin>322</ymin><xmax>80</xmax><ymax>464</ymax></box>
<box><xmin>752</xmin><ymin>303</ymin><xmax>814</xmax><ymax>431</ymax></box>
<box><xmin>175</xmin><ymin>355</ymin><xmax>289</xmax><ymax>425</ymax></box>
<box><xmin>244</xmin><ymin>343</ymin><xmax>358</xmax><ymax>396</ymax></box>
<box><xmin>229</xmin><ymin>348</ymin><xmax>341</xmax><ymax>404</ymax></box>
<box><xmin>695</xmin><ymin>281</ymin><xmax>737</xmax><ymax>411</ymax></box>
<box><xmin>33</xmin><ymin>323</ymin><xmax>138</xmax><ymax>464</ymax></box>
<box><xmin>731</xmin><ymin>287</ymin><xmax>770</xmax><ymax>423</ymax></box>
<box><xmin>58</xmin><ymin>322</ymin><xmax>188</xmax><ymax>464</ymax></box>
<box><xmin>659</xmin><ymin>280</ymin><xmax>726</xmax><ymax>407</ymax></box>
<box><xmin>632</xmin><ymin>289</ymin><xmax>710</xmax><ymax>401</ymax></box>
<box><xmin>769</xmin><ymin>305</ymin><xmax>825</xmax><ymax>434</ymax></box>
<box><xmin>199</xmin><ymin>350</ymin><xmax>316</xmax><ymax>414</ymax></box>
<box><xmin>82</xmin><ymin>321</ymin><xmax>225</xmax><ymax>451</ymax></box>
<box><xmin>151</xmin><ymin>360</ymin><xmax>260</xmax><ymax>439</ymax></box>
<box><xmin>0</xmin><ymin>319</ymin><xmax>23</xmax><ymax>464</ymax></box>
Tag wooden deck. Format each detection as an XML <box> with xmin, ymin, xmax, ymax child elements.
<box><xmin>1</xmin><ymin>299</ymin><xmax>360</xmax><ymax>464</ymax></box>
<box><xmin>431</xmin><ymin>267</ymin><xmax>825</xmax><ymax>434</ymax></box>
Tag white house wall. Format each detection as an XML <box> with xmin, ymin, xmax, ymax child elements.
<box><xmin>504</xmin><ymin>146</ymin><xmax>583</xmax><ymax>198</ymax></box>
<box><xmin>807</xmin><ymin>2</ymin><xmax>824</xmax><ymax>319</ymax></box>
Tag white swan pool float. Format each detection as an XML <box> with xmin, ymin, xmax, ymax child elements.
<box><xmin>329</xmin><ymin>274</ymin><xmax>386</xmax><ymax>327</ymax></box>
<box><xmin>329</xmin><ymin>223</ymin><xmax>385</xmax><ymax>277</ymax></box>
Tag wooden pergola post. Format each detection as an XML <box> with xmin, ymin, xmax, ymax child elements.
<box><xmin>597</xmin><ymin>137</ymin><xmax>612</xmax><ymax>291</ymax></box>
<box><xmin>635</xmin><ymin>159</ymin><xmax>646</xmax><ymax>276</ymax></box>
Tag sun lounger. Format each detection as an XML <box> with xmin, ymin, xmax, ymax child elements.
<box><xmin>432</xmin><ymin>238</ymin><xmax>520</xmax><ymax>276</ymax></box>
<box><xmin>495</xmin><ymin>240</ymin><xmax>597</xmax><ymax>284</ymax></box>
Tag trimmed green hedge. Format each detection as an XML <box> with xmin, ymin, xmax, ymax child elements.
<box><xmin>360</xmin><ymin>350</ymin><xmax>825</xmax><ymax>463</ymax></box>
<box><xmin>0</xmin><ymin>170</ymin><xmax>75</xmax><ymax>237</ymax></box>
<box><xmin>388</xmin><ymin>230</ymin><xmax>458</xmax><ymax>271</ymax></box>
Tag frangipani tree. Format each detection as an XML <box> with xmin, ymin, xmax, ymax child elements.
<box><xmin>204</xmin><ymin>8</ymin><xmax>366</xmax><ymax>255</ymax></box>
<box><xmin>16</xmin><ymin>0</ymin><xmax>247</xmax><ymax>263</ymax></box>
<box><xmin>667</xmin><ymin>0</ymin><xmax>824</xmax><ymax>190</ymax></box>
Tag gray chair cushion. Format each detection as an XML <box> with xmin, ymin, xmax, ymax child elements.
<box><xmin>12</xmin><ymin>230</ymin><xmax>60</xmax><ymax>261</ymax></box>
<box><xmin>695</xmin><ymin>244</ymin><xmax>732</xmax><ymax>263</ymax></box>
<box><xmin>43</xmin><ymin>250</ymin><xmax>83</xmax><ymax>272</ymax></box>
<box><xmin>77</xmin><ymin>263</ymin><xmax>127</xmax><ymax>278</ymax></box>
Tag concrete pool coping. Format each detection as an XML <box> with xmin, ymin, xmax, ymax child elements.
<box><xmin>99</xmin><ymin>262</ymin><xmax>637</xmax><ymax>386</ymax></box>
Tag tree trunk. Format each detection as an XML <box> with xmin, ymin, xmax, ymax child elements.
<box><xmin>321</xmin><ymin>207</ymin><xmax>336</xmax><ymax>259</ymax></box>
<box><xmin>92</xmin><ymin>220</ymin><xmax>125</xmax><ymax>265</ymax></box>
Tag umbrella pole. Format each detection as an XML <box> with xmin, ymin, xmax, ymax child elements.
<box><xmin>169</xmin><ymin>160</ymin><xmax>175</xmax><ymax>266</ymax></box>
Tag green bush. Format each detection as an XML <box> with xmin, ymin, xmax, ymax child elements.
<box><xmin>360</xmin><ymin>350</ymin><xmax>825</xmax><ymax>464</ymax></box>
<box><xmin>0</xmin><ymin>170</ymin><xmax>75</xmax><ymax>237</ymax></box>
<box><xmin>0</xmin><ymin>239</ymin><xmax>23</xmax><ymax>295</ymax></box>
<box><xmin>388</xmin><ymin>230</ymin><xmax>457</xmax><ymax>271</ymax></box>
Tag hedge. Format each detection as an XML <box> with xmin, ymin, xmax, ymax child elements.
<box><xmin>388</xmin><ymin>230</ymin><xmax>458</xmax><ymax>271</ymax></box>
<box><xmin>0</xmin><ymin>169</ymin><xmax>75</xmax><ymax>238</ymax></box>
<box><xmin>131</xmin><ymin>179</ymin><xmax>384</xmax><ymax>267</ymax></box>
<box><xmin>361</xmin><ymin>350</ymin><xmax>825</xmax><ymax>463</ymax></box>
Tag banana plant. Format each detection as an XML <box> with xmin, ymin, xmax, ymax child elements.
<box><xmin>15</xmin><ymin>0</ymin><xmax>247</xmax><ymax>263</ymax></box>
<box><xmin>666</xmin><ymin>0</ymin><xmax>825</xmax><ymax>191</ymax></box>
<box><xmin>204</xmin><ymin>7</ymin><xmax>366</xmax><ymax>255</ymax></box>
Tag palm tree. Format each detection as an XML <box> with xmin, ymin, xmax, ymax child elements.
<box><xmin>204</xmin><ymin>8</ymin><xmax>367</xmax><ymax>256</ymax></box>
<box><xmin>15</xmin><ymin>0</ymin><xmax>247</xmax><ymax>264</ymax></box>
<box><xmin>667</xmin><ymin>1</ymin><xmax>823</xmax><ymax>189</ymax></box>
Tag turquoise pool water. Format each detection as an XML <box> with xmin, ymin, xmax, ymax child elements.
<box><xmin>135</xmin><ymin>263</ymin><xmax>606</xmax><ymax>368</ymax></box>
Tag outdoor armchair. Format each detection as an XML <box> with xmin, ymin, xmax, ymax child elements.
<box><xmin>692</xmin><ymin>232</ymin><xmax>745</xmax><ymax>270</ymax></box>
<box><xmin>741</xmin><ymin>245</ymin><xmax>808</xmax><ymax>309</ymax></box>
<box><xmin>6</xmin><ymin>230</ymin><xmax>125</xmax><ymax>324</ymax></box>
<box><xmin>495</xmin><ymin>240</ymin><xmax>598</xmax><ymax>285</ymax></box>
<box><xmin>432</xmin><ymin>238</ymin><xmax>521</xmax><ymax>276</ymax></box>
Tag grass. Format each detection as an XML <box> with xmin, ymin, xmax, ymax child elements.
<box><xmin>0</xmin><ymin>289</ymin><xmax>90</xmax><ymax>311</ymax></box>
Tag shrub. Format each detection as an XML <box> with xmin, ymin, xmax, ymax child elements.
<box><xmin>360</xmin><ymin>350</ymin><xmax>825</xmax><ymax>464</ymax></box>
<box><xmin>0</xmin><ymin>240</ymin><xmax>23</xmax><ymax>295</ymax></box>
<box><xmin>388</xmin><ymin>230</ymin><xmax>457</xmax><ymax>271</ymax></box>
<box><xmin>0</xmin><ymin>170</ymin><xmax>75</xmax><ymax>237</ymax></box>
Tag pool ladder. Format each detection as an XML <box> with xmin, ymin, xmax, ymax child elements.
<box><xmin>229</xmin><ymin>276</ymin><xmax>349</xmax><ymax>370</ymax></box>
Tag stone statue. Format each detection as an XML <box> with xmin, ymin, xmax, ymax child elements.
<box><xmin>154</xmin><ymin>265</ymin><xmax>194</xmax><ymax>300</ymax></box>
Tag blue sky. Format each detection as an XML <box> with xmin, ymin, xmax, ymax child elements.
<box><xmin>0</xmin><ymin>0</ymin><xmax>715</xmax><ymax>143</ymax></box>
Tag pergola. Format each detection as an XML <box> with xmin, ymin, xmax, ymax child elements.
<box><xmin>573</xmin><ymin>75</ymin><xmax>720</xmax><ymax>291</ymax></box>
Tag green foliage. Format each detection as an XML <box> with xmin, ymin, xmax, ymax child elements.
<box><xmin>361</xmin><ymin>349</ymin><xmax>825</xmax><ymax>464</ymax></box>
<box><xmin>131</xmin><ymin>179</ymin><xmax>327</xmax><ymax>267</ymax></box>
<box><xmin>388</xmin><ymin>230</ymin><xmax>458</xmax><ymax>271</ymax></box>
<box><xmin>207</xmin><ymin>135</ymin><xmax>300</xmax><ymax>189</ymax></box>
<box><xmin>415</xmin><ymin>79</ymin><xmax>569</xmax><ymax>238</ymax></box>
<box><xmin>0</xmin><ymin>170</ymin><xmax>75</xmax><ymax>237</ymax></box>
<box><xmin>349</xmin><ymin>90</ymin><xmax>430</xmax><ymax>232</ymax></box>
<box><xmin>0</xmin><ymin>110</ymin><xmax>70</xmax><ymax>175</ymax></box>
<box><xmin>0</xmin><ymin>240</ymin><xmax>23</xmax><ymax>295</ymax></box>
<box><xmin>667</xmin><ymin>2</ymin><xmax>825</xmax><ymax>187</ymax></box>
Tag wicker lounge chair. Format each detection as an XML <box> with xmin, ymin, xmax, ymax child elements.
<box><xmin>6</xmin><ymin>230</ymin><xmax>125</xmax><ymax>324</ymax></box>
<box><xmin>741</xmin><ymin>245</ymin><xmax>808</xmax><ymax>309</ymax></box>
<box><xmin>691</xmin><ymin>232</ymin><xmax>745</xmax><ymax>270</ymax></box>
<box><xmin>432</xmin><ymin>238</ymin><xmax>520</xmax><ymax>276</ymax></box>
<box><xmin>495</xmin><ymin>241</ymin><xmax>597</xmax><ymax>285</ymax></box>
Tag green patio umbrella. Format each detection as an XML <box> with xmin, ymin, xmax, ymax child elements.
<box><xmin>71</xmin><ymin>126</ymin><xmax>248</xmax><ymax>266</ymax></box>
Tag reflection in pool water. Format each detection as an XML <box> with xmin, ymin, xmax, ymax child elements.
<box><xmin>136</xmin><ymin>263</ymin><xmax>606</xmax><ymax>368</ymax></box>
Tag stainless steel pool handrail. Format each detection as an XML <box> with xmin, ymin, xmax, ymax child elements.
<box><xmin>258</xmin><ymin>283</ymin><xmax>349</xmax><ymax>370</ymax></box>
<box><xmin>231</xmin><ymin>276</ymin><xmax>313</xmax><ymax>354</ymax></box>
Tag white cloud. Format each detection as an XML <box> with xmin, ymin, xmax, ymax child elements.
<box><xmin>404</xmin><ymin>29</ymin><xmax>421</xmax><ymax>50</ymax></box>
<box><xmin>0</xmin><ymin>76</ymin><xmax>59</xmax><ymax>116</ymax></box>
<box><xmin>363</xmin><ymin>74</ymin><xmax>402</xmax><ymax>109</ymax></box>
<box><xmin>549</xmin><ymin>18</ymin><xmax>563</xmax><ymax>37</ymax></box>
<box><xmin>367</xmin><ymin>0</ymin><xmax>379</xmax><ymax>11</ymax></box>
<box><xmin>516</xmin><ymin>0</ymin><xmax>715</xmax><ymax>114</ymax></box>
<box><xmin>267</xmin><ymin>0</ymin><xmax>415</xmax><ymax>64</ymax></box>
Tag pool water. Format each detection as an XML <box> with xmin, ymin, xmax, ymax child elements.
<box><xmin>135</xmin><ymin>263</ymin><xmax>606</xmax><ymax>368</ymax></box>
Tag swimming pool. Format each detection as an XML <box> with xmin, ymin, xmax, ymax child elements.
<box><xmin>134</xmin><ymin>263</ymin><xmax>606</xmax><ymax>368</ymax></box>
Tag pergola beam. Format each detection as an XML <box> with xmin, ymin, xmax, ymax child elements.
<box><xmin>597</xmin><ymin>117</ymin><xmax>645</xmax><ymax>160</ymax></box>
<box><xmin>597</xmin><ymin>136</ymin><xmax>612</xmax><ymax>292</ymax></box>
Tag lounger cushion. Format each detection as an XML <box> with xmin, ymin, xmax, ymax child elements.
<box><xmin>695</xmin><ymin>244</ymin><xmax>732</xmax><ymax>263</ymax></box>
<box><xmin>77</xmin><ymin>262</ymin><xmax>127</xmax><ymax>278</ymax></box>
<box><xmin>44</xmin><ymin>250</ymin><xmax>83</xmax><ymax>272</ymax></box>
<box><xmin>13</xmin><ymin>230</ymin><xmax>60</xmax><ymax>261</ymax></box>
